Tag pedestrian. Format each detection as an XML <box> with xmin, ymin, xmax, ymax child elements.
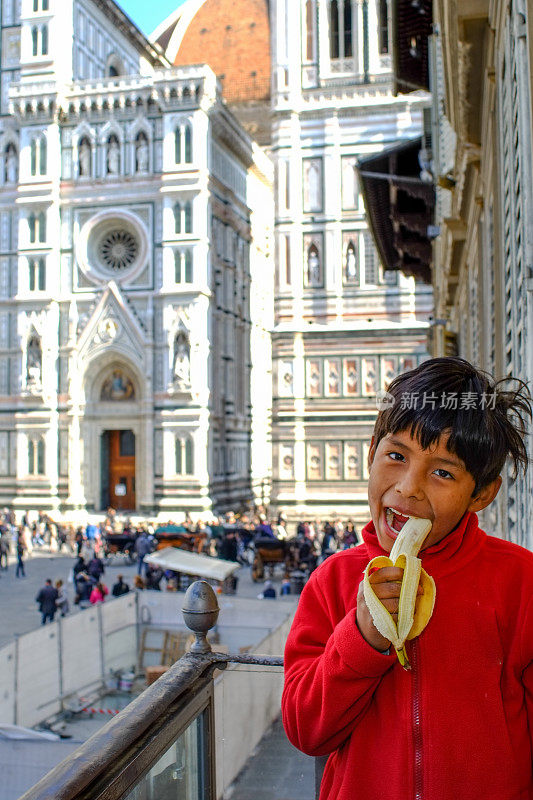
<box><xmin>16</xmin><ymin>533</ymin><xmax>26</xmax><ymax>577</ymax></box>
<box><xmin>282</xmin><ymin>356</ymin><xmax>533</xmax><ymax>799</ymax></box>
<box><xmin>135</xmin><ymin>529</ymin><xmax>153</xmax><ymax>575</ymax></box>
<box><xmin>0</xmin><ymin>531</ymin><xmax>9</xmax><ymax>570</ymax></box>
<box><xmin>280</xmin><ymin>575</ymin><xmax>291</xmax><ymax>596</ymax></box>
<box><xmin>55</xmin><ymin>579</ymin><xmax>69</xmax><ymax>617</ymax></box>
<box><xmin>73</xmin><ymin>554</ymin><xmax>86</xmax><ymax>578</ymax></box>
<box><xmin>36</xmin><ymin>579</ymin><xmax>58</xmax><ymax>625</ymax></box>
<box><xmin>89</xmin><ymin>581</ymin><xmax>109</xmax><ymax>604</ymax></box>
<box><xmin>145</xmin><ymin>564</ymin><xmax>164</xmax><ymax>591</ymax></box>
<box><xmin>74</xmin><ymin>527</ymin><xmax>84</xmax><ymax>556</ymax></box>
<box><xmin>74</xmin><ymin>571</ymin><xmax>92</xmax><ymax>608</ymax></box>
<box><xmin>258</xmin><ymin>579</ymin><xmax>276</xmax><ymax>599</ymax></box>
<box><xmin>111</xmin><ymin>574</ymin><xmax>130</xmax><ymax>597</ymax></box>
<box><xmin>87</xmin><ymin>554</ymin><xmax>105</xmax><ymax>582</ymax></box>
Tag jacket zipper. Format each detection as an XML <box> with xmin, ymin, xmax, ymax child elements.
<box><xmin>411</xmin><ymin>639</ymin><xmax>423</xmax><ymax>800</ymax></box>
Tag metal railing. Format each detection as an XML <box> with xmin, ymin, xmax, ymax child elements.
<box><xmin>18</xmin><ymin>582</ymin><xmax>286</xmax><ymax>800</ymax></box>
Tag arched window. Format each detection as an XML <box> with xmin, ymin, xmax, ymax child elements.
<box><xmin>41</xmin><ymin>24</ymin><xmax>48</xmax><ymax>55</ymax></box>
<box><xmin>329</xmin><ymin>0</ymin><xmax>353</xmax><ymax>60</ymax></box>
<box><xmin>42</xmin><ymin>0</ymin><xmax>49</xmax><ymax>10</ymax></box>
<box><xmin>174</xmin><ymin>127</ymin><xmax>181</xmax><ymax>164</ymax></box>
<box><xmin>29</xmin><ymin>258</ymin><xmax>46</xmax><ymax>291</ymax></box>
<box><xmin>33</xmin><ymin>0</ymin><xmax>38</xmax><ymax>11</ymax></box>
<box><xmin>174</xmin><ymin>202</ymin><xmax>182</xmax><ymax>233</ymax></box>
<box><xmin>305</xmin><ymin>0</ymin><xmax>316</xmax><ymax>61</ymax></box>
<box><xmin>175</xmin><ymin>437</ymin><xmax>194</xmax><ymax>475</ymax></box>
<box><xmin>28</xmin><ymin>213</ymin><xmax>36</xmax><ymax>243</ymax></box>
<box><xmin>108</xmin><ymin>65</ymin><xmax>118</xmax><ymax>77</ymax></box>
<box><xmin>378</xmin><ymin>0</ymin><xmax>390</xmax><ymax>54</ymax></box>
<box><xmin>184</xmin><ymin>125</ymin><xmax>192</xmax><ymax>163</ymax></box>
<box><xmin>31</xmin><ymin>25</ymin><xmax>48</xmax><ymax>56</ymax></box>
<box><xmin>185</xmin><ymin>438</ymin><xmax>193</xmax><ymax>474</ymax></box>
<box><xmin>37</xmin><ymin>438</ymin><xmax>45</xmax><ymax>474</ymax></box>
<box><xmin>329</xmin><ymin>0</ymin><xmax>339</xmax><ymax>59</ymax></box>
<box><xmin>184</xmin><ymin>249</ymin><xmax>193</xmax><ymax>282</ymax></box>
<box><xmin>184</xmin><ymin>201</ymin><xmax>192</xmax><ymax>233</ymax></box>
<box><xmin>175</xmin><ymin>250</ymin><xmax>193</xmax><ymax>283</ymax></box>
<box><xmin>28</xmin><ymin>437</ymin><xmax>45</xmax><ymax>475</ymax></box>
<box><xmin>29</xmin><ymin>211</ymin><xmax>45</xmax><ymax>243</ymax></box>
<box><xmin>39</xmin><ymin>135</ymin><xmax>47</xmax><ymax>174</ymax></box>
<box><xmin>31</xmin><ymin>135</ymin><xmax>47</xmax><ymax>176</ymax></box>
<box><xmin>38</xmin><ymin>210</ymin><xmax>46</xmax><ymax>243</ymax></box>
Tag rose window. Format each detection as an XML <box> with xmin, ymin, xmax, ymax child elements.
<box><xmin>98</xmin><ymin>230</ymin><xmax>139</xmax><ymax>272</ymax></box>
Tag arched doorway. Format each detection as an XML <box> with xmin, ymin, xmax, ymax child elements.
<box><xmin>80</xmin><ymin>358</ymin><xmax>146</xmax><ymax>512</ymax></box>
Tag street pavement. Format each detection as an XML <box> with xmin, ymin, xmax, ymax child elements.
<box><xmin>0</xmin><ymin>541</ymin><xmax>315</xmax><ymax>799</ymax></box>
<box><xmin>0</xmin><ymin>540</ymin><xmax>296</xmax><ymax>648</ymax></box>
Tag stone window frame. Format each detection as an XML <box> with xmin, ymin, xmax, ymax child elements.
<box><xmin>175</xmin><ymin>436</ymin><xmax>194</xmax><ymax>476</ymax></box>
<box><xmin>28</xmin><ymin>436</ymin><xmax>45</xmax><ymax>476</ymax></box>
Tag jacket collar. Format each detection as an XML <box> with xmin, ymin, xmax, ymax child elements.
<box><xmin>361</xmin><ymin>511</ymin><xmax>486</xmax><ymax>578</ymax></box>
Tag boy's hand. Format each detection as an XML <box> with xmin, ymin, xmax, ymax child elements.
<box><xmin>356</xmin><ymin>566</ymin><xmax>423</xmax><ymax>652</ymax></box>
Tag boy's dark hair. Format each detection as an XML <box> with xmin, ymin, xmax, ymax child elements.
<box><xmin>373</xmin><ymin>357</ymin><xmax>532</xmax><ymax>494</ymax></box>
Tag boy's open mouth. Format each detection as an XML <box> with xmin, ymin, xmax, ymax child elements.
<box><xmin>385</xmin><ymin>507</ymin><xmax>410</xmax><ymax>534</ymax></box>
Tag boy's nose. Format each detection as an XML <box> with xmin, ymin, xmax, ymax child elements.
<box><xmin>395</xmin><ymin>470</ymin><xmax>425</xmax><ymax>501</ymax></box>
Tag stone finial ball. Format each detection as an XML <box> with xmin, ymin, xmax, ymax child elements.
<box><xmin>182</xmin><ymin>580</ymin><xmax>220</xmax><ymax>633</ymax></box>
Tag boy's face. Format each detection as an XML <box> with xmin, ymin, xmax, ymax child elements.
<box><xmin>367</xmin><ymin>428</ymin><xmax>501</xmax><ymax>553</ymax></box>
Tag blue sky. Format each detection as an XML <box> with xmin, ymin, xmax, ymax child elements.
<box><xmin>117</xmin><ymin>0</ymin><xmax>186</xmax><ymax>37</ymax></box>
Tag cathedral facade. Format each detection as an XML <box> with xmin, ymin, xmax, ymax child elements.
<box><xmin>156</xmin><ymin>0</ymin><xmax>433</xmax><ymax>526</ymax></box>
<box><xmin>268</xmin><ymin>0</ymin><xmax>432</xmax><ymax>524</ymax></box>
<box><xmin>0</xmin><ymin>0</ymin><xmax>273</xmax><ymax>516</ymax></box>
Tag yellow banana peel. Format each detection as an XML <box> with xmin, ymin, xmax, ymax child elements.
<box><xmin>363</xmin><ymin>516</ymin><xmax>436</xmax><ymax>669</ymax></box>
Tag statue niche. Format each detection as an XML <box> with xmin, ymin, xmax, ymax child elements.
<box><xmin>26</xmin><ymin>333</ymin><xmax>42</xmax><ymax>393</ymax></box>
<box><xmin>100</xmin><ymin>369</ymin><xmax>135</xmax><ymax>401</ymax></box>
<box><xmin>172</xmin><ymin>331</ymin><xmax>190</xmax><ymax>389</ymax></box>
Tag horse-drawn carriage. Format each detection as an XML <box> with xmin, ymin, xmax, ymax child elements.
<box><xmin>251</xmin><ymin>535</ymin><xmax>319</xmax><ymax>583</ymax></box>
<box><xmin>154</xmin><ymin>524</ymin><xmax>204</xmax><ymax>553</ymax></box>
<box><xmin>103</xmin><ymin>531</ymin><xmax>137</xmax><ymax>563</ymax></box>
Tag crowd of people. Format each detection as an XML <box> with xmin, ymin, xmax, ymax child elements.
<box><xmin>0</xmin><ymin>506</ymin><xmax>361</xmax><ymax>621</ymax></box>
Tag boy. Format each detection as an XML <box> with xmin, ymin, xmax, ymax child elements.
<box><xmin>282</xmin><ymin>357</ymin><xmax>533</xmax><ymax>800</ymax></box>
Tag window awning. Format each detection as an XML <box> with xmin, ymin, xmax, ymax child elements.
<box><xmin>392</xmin><ymin>0</ymin><xmax>433</xmax><ymax>95</ymax></box>
<box><xmin>357</xmin><ymin>138</ymin><xmax>435</xmax><ymax>283</ymax></box>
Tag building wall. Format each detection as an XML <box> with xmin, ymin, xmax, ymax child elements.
<box><xmin>430</xmin><ymin>1</ymin><xmax>533</xmax><ymax>549</ymax></box>
<box><xmin>269</xmin><ymin>0</ymin><xmax>432</xmax><ymax>525</ymax></box>
<box><xmin>0</xmin><ymin>0</ymin><xmax>274</xmax><ymax>517</ymax></box>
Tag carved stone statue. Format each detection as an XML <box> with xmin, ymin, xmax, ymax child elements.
<box><xmin>307</xmin><ymin>248</ymin><xmax>321</xmax><ymax>285</ymax></box>
<box><xmin>79</xmin><ymin>139</ymin><xmax>91</xmax><ymax>177</ymax></box>
<box><xmin>26</xmin><ymin>335</ymin><xmax>42</xmax><ymax>391</ymax></box>
<box><xmin>107</xmin><ymin>138</ymin><xmax>120</xmax><ymax>175</ymax></box>
<box><xmin>5</xmin><ymin>145</ymin><xmax>17</xmax><ymax>183</ymax></box>
<box><xmin>173</xmin><ymin>332</ymin><xmax>190</xmax><ymax>388</ymax></box>
<box><xmin>136</xmin><ymin>135</ymin><xmax>148</xmax><ymax>173</ymax></box>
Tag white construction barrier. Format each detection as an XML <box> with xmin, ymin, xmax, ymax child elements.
<box><xmin>0</xmin><ymin>594</ymin><xmax>137</xmax><ymax>728</ymax></box>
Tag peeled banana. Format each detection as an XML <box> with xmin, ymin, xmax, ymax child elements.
<box><xmin>362</xmin><ymin>516</ymin><xmax>436</xmax><ymax>669</ymax></box>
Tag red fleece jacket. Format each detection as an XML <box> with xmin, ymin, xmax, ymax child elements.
<box><xmin>282</xmin><ymin>513</ymin><xmax>533</xmax><ymax>800</ymax></box>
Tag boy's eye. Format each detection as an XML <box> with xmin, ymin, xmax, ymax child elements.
<box><xmin>387</xmin><ymin>451</ymin><xmax>404</xmax><ymax>462</ymax></box>
<box><xmin>434</xmin><ymin>468</ymin><xmax>453</xmax><ymax>479</ymax></box>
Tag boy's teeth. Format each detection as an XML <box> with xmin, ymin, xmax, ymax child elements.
<box><xmin>386</xmin><ymin>508</ymin><xmax>410</xmax><ymax>532</ymax></box>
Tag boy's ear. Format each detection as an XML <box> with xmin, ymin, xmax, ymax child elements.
<box><xmin>467</xmin><ymin>475</ymin><xmax>502</xmax><ymax>513</ymax></box>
